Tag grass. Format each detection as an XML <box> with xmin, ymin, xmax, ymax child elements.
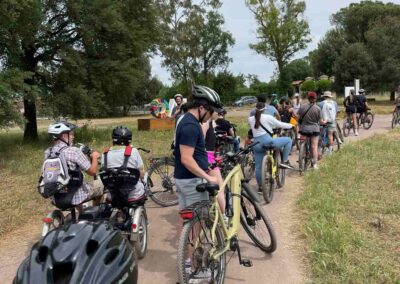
<box><xmin>298</xmin><ymin>130</ymin><xmax>400</xmax><ymax>283</ymax></box>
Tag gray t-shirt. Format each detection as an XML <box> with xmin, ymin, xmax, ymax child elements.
<box><xmin>249</xmin><ymin>105</ymin><xmax>279</xmax><ymax>117</ymax></box>
<box><xmin>298</xmin><ymin>103</ymin><xmax>321</xmax><ymax>133</ymax></box>
<box><xmin>101</xmin><ymin>146</ymin><xmax>144</xmax><ymax>199</ymax></box>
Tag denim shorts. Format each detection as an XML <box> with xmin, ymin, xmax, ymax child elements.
<box><xmin>175</xmin><ymin>177</ymin><xmax>208</xmax><ymax>210</ymax></box>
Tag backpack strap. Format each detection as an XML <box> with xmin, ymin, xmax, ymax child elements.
<box><xmin>121</xmin><ymin>146</ymin><xmax>133</xmax><ymax>170</ymax></box>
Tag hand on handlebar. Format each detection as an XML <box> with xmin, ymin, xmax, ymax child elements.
<box><xmin>90</xmin><ymin>151</ymin><xmax>100</xmax><ymax>160</ymax></box>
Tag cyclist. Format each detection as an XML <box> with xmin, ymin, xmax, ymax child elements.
<box><xmin>393</xmin><ymin>95</ymin><xmax>400</xmax><ymax>114</ymax></box>
<box><xmin>319</xmin><ymin>91</ymin><xmax>339</xmax><ymax>154</ymax></box>
<box><xmin>215</xmin><ymin>109</ymin><xmax>240</xmax><ymax>152</ymax></box>
<box><xmin>171</xmin><ymin>94</ymin><xmax>184</xmax><ymax>119</ymax></box>
<box><xmin>45</xmin><ymin>121</ymin><xmax>103</xmax><ymax>209</ymax></box>
<box><xmin>344</xmin><ymin>89</ymin><xmax>358</xmax><ymax>136</ymax></box>
<box><xmin>298</xmin><ymin>92</ymin><xmax>322</xmax><ymax>169</ymax></box>
<box><xmin>270</xmin><ymin>93</ymin><xmax>279</xmax><ymax>109</ymax></box>
<box><xmin>281</xmin><ymin>99</ymin><xmax>298</xmax><ymax>123</ymax></box>
<box><xmin>100</xmin><ymin>126</ymin><xmax>145</xmax><ymax>204</ymax></box>
<box><xmin>356</xmin><ymin>89</ymin><xmax>369</xmax><ymax>122</ymax></box>
<box><xmin>249</xmin><ymin>94</ymin><xmax>280</xmax><ymax>120</ymax></box>
<box><xmin>174</xmin><ymin>85</ymin><xmax>220</xmax><ymax>212</ymax></box>
<box><xmin>248</xmin><ymin>102</ymin><xmax>294</xmax><ymax>192</ymax></box>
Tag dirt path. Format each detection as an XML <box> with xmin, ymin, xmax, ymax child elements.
<box><xmin>0</xmin><ymin>114</ymin><xmax>392</xmax><ymax>283</ymax></box>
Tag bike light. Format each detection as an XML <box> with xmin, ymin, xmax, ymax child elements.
<box><xmin>42</xmin><ymin>217</ymin><xmax>53</xmax><ymax>224</ymax></box>
<box><xmin>180</xmin><ymin>211</ymin><xmax>194</xmax><ymax>219</ymax></box>
<box><xmin>131</xmin><ymin>224</ymin><xmax>137</xmax><ymax>230</ymax></box>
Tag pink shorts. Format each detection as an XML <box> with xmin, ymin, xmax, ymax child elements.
<box><xmin>207</xmin><ymin>151</ymin><xmax>220</xmax><ymax>171</ymax></box>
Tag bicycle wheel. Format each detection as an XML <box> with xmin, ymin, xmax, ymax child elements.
<box><xmin>132</xmin><ymin>209</ymin><xmax>148</xmax><ymax>259</ymax></box>
<box><xmin>298</xmin><ymin>141</ymin><xmax>307</xmax><ymax>173</ymax></box>
<box><xmin>336</xmin><ymin>121</ymin><xmax>344</xmax><ymax>143</ymax></box>
<box><xmin>241</xmin><ymin>152</ymin><xmax>255</xmax><ymax>181</ymax></box>
<box><xmin>240</xmin><ymin>190</ymin><xmax>277</xmax><ymax>253</ymax></box>
<box><xmin>147</xmin><ymin>157</ymin><xmax>178</xmax><ymax>207</ymax></box>
<box><xmin>392</xmin><ymin>112</ymin><xmax>399</xmax><ymax>129</ymax></box>
<box><xmin>333</xmin><ymin>131</ymin><xmax>341</xmax><ymax>151</ymax></box>
<box><xmin>363</xmin><ymin>112</ymin><xmax>374</xmax><ymax>129</ymax></box>
<box><xmin>177</xmin><ymin>213</ymin><xmax>226</xmax><ymax>284</ymax></box>
<box><xmin>275</xmin><ymin>151</ymin><xmax>285</xmax><ymax>188</ymax></box>
<box><xmin>261</xmin><ymin>154</ymin><xmax>275</xmax><ymax>203</ymax></box>
<box><xmin>342</xmin><ymin>120</ymin><xmax>350</xmax><ymax>137</ymax></box>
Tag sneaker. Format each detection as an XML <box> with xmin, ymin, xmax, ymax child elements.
<box><xmin>279</xmin><ymin>160</ymin><xmax>295</xmax><ymax>170</ymax></box>
<box><xmin>312</xmin><ymin>164</ymin><xmax>319</xmax><ymax>170</ymax></box>
<box><xmin>355</xmin><ymin>131</ymin><xmax>359</xmax><ymax>136</ymax></box>
<box><xmin>258</xmin><ymin>186</ymin><xmax>263</xmax><ymax>193</ymax></box>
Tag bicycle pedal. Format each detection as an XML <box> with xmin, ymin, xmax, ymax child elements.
<box><xmin>241</xmin><ymin>259</ymin><xmax>253</xmax><ymax>267</ymax></box>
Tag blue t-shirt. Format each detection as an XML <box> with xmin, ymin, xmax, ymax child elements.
<box><xmin>174</xmin><ymin>113</ymin><xmax>208</xmax><ymax>179</ymax></box>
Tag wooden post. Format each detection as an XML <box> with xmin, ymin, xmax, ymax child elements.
<box><xmin>138</xmin><ymin>118</ymin><xmax>175</xmax><ymax>131</ymax></box>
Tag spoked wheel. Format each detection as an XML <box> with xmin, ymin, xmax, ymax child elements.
<box><xmin>148</xmin><ymin>157</ymin><xmax>178</xmax><ymax>207</ymax></box>
<box><xmin>342</xmin><ymin>120</ymin><xmax>351</xmax><ymax>137</ymax></box>
<box><xmin>298</xmin><ymin>141</ymin><xmax>311</xmax><ymax>174</ymax></box>
<box><xmin>240</xmin><ymin>191</ymin><xmax>277</xmax><ymax>253</ymax></box>
<box><xmin>241</xmin><ymin>151</ymin><xmax>255</xmax><ymax>182</ymax></box>
<box><xmin>261</xmin><ymin>154</ymin><xmax>275</xmax><ymax>203</ymax></box>
<box><xmin>333</xmin><ymin>132</ymin><xmax>341</xmax><ymax>151</ymax></box>
<box><xmin>336</xmin><ymin>121</ymin><xmax>344</xmax><ymax>143</ymax></box>
<box><xmin>392</xmin><ymin>112</ymin><xmax>400</xmax><ymax>129</ymax></box>
<box><xmin>41</xmin><ymin>210</ymin><xmax>64</xmax><ymax>237</ymax></box>
<box><xmin>275</xmin><ymin>151</ymin><xmax>285</xmax><ymax>188</ymax></box>
<box><xmin>132</xmin><ymin>209</ymin><xmax>148</xmax><ymax>259</ymax></box>
<box><xmin>177</xmin><ymin>213</ymin><xmax>226</xmax><ymax>284</ymax></box>
<box><xmin>363</xmin><ymin>112</ymin><xmax>374</xmax><ymax>129</ymax></box>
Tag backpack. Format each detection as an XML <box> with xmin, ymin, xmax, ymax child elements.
<box><xmin>38</xmin><ymin>146</ymin><xmax>70</xmax><ymax>198</ymax></box>
<box><xmin>321</xmin><ymin>100</ymin><xmax>337</xmax><ymax>123</ymax></box>
<box><xmin>355</xmin><ymin>95</ymin><xmax>365</xmax><ymax>110</ymax></box>
<box><xmin>100</xmin><ymin>146</ymin><xmax>141</xmax><ymax>208</ymax></box>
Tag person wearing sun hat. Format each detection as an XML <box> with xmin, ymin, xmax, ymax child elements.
<box><xmin>320</xmin><ymin>91</ymin><xmax>340</xmax><ymax>154</ymax></box>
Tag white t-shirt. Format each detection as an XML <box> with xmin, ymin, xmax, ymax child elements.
<box><xmin>248</xmin><ymin>114</ymin><xmax>293</xmax><ymax>137</ymax></box>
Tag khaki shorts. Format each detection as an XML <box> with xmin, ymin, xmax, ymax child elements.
<box><xmin>87</xmin><ymin>179</ymin><xmax>104</xmax><ymax>200</ymax></box>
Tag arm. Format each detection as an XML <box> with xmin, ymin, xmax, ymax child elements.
<box><xmin>268</xmin><ymin>115</ymin><xmax>293</xmax><ymax>130</ymax></box>
<box><xmin>86</xmin><ymin>151</ymin><xmax>100</xmax><ymax>176</ymax></box>
<box><xmin>180</xmin><ymin>145</ymin><xmax>215</xmax><ymax>183</ymax></box>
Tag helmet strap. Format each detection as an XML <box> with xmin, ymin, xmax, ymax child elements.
<box><xmin>198</xmin><ymin>107</ymin><xmax>208</xmax><ymax>124</ymax></box>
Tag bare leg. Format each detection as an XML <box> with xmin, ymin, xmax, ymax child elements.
<box><xmin>311</xmin><ymin>136</ymin><xmax>319</xmax><ymax>165</ymax></box>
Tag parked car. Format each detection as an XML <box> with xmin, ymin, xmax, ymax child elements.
<box><xmin>233</xmin><ymin>96</ymin><xmax>257</xmax><ymax>107</ymax></box>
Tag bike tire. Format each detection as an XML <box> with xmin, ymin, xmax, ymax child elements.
<box><xmin>363</xmin><ymin>112</ymin><xmax>374</xmax><ymax>129</ymax></box>
<box><xmin>298</xmin><ymin>141</ymin><xmax>307</xmax><ymax>174</ymax></box>
<box><xmin>240</xmin><ymin>191</ymin><xmax>277</xmax><ymax>253</ymax></box>
<box><xmin>275</xmin><ymin>151</ymin><xmax>285</xmax><ymax>188</ymax></box>
<box><xmin>342</xmin><ymin>120</ymin><xmax>350</xmax><ymax>137</ymax></box>
<box><xmin>261</xmin><ymin>154</ymin><xmax>275</xmax><ymax>203</ymax></box>
<box><xmin>336</xmin><ymin>122</ymin><xmax>344</xmax><ymax>143</ymax></box>
<box><xmin>392</xmin><ymin>112</ymin><xmax>399</xmax><ymax>129</ymax></box>
<box><xmin>177</xmin><ymin>213</ymin><xmax>226</xmax><ymax>284</ymax></box>
<box><xmin>333</xmin><ymin>131</ymin><xmax>341</xmax><ymax>151</ymax></box>
<box><xmin>132</xmin><ymin>210</ymin><xmax>148</xmax><ymax>259</ymax></box>
<box><xmin>147</xmin><ymin>157</ymin><xmax>178</xmax><ymax>207</ymax></box>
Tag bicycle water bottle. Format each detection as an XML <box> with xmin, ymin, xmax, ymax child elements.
<box><xmin>225</xmin><ymin>188</ymin><xmax>233</xmax><ymax>218</ymax></box>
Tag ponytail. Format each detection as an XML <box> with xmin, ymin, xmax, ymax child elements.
<box><xmin>255</xmin><ymin>108</ymin><xmax>262</xmax><ymax>129</ymax></box>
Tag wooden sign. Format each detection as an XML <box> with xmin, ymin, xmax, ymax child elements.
<box><xmin>138</xmin><ymin>118</ymin><xmax>175</xmax><ymax>131</ymax></box>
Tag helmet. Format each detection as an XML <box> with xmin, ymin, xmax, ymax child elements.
<box><xmin>350</xmin><ymin>89</ymin><xmax>355</xmax><ymax>94</ymax></box>
<box><xmin>359</xmin><ymin>89</ymin><xmax>365</xmax><ymax>94</ymax></box>
<box><xmin>48</xmin><ymin>121</ymin><xmax>77</xmax><ymax>138</ymax></box>
<box><xmin>174</xmin><ymin>94</ymin><xmax>183</xmax><ymax>99</ymax></box>
<box><xmin>13</xmin><ymin>222</ymin><xmax>138</xmax><ymax>284</ymax></box>
<box><xmin>217</xmin><ymin>108</ymin><xmax>227</xmax><ymax>115</ymax></box>
<box><xmin>294</xmin><ymin>93</ymin><xmax>300</xmax><ymax>97</ymax></box>
<box><xmin>192</xmin><ymin>85</ymin><xmax>222</xmax><ymax>111</ymax></box>
<box><xmin>112</xmin><ymin>126</ymin><xmax>132</xmax><ymax>145</ymax></box>
<box><xmin>308</xmin><ymin>91</ymin><xmax>317</xmax><ymax>99</ymax></box>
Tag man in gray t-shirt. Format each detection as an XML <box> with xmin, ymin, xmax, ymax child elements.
<box><xmin>297</xmin><ymin>92</ymin><xmax>322</xmax><ymax>169</ymax></box>
<box><xmin>101</xmin><ymin>126</ymin><xmax>145</xmax><ymax>201</ymax></box>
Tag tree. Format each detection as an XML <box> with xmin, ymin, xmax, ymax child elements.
<box><xmin>332</xmin><ymin>43</ymin><xmax>376</xmax><ymax>91</ymax></box>
<box><xmin>199</xmin><ymin>11</ymin><xmax>235</xmax><ymax>81</ymax></box>
<box><xmin>212</xmin><ymin>71</ymin><xmax>237</xmax><ymax>100</ymax></box>
<box><xmin>277</xmin><ymin>58</ymin><xmax>312</xmax><ymax>95</ymax></box>
<box><xmin>246</xmin><ymin>0</ymin><xmax>311</xmax><ymax>73</ymax></box>
<box><xmin>300</xmin><ymin>80</ymin><xmax>316</xmax><ymax>94</ymax></box>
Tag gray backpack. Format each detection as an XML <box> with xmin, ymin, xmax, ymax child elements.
<box><xmin>38</xmin><ymin>146</ymin><xmax>70</xmax><ymax>198</ymax></box>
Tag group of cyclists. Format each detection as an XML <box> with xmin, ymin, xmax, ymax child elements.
<box><xmin>17</xmin><ymin>84</ymin><xmax>372</xmax><ymax>283</ymax></box>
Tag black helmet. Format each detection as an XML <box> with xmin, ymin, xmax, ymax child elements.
<box><xmin>13</xmin><ymin>222</ymin><xmax>138</xmax><ymax>284</ymax></box>
<box><xmin>112</xmin><ymin>126</ymin><xmax>132</xmax><ymax>145</ymax></box>
<box><xmin>192</xmin><ymin>85</ymin><xmax>223</xmax><ymax>112</ymax></box>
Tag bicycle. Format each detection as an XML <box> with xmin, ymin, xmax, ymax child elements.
<box><xmin>392</xmin><ymin>107</ymin><xmax>400</xmax><ymax>128</ymax></box>
<box><xmin>319</xmin><ymin>125</ymin><xmax>341</xmax><ymax>156</ymax></box>
<box><xmin>281</xmin><ymin>127</ymin><xmax>299</xmax><ymax>153</ymax></box>
<box><xmin>260</xmin><ymin>129</ymin><xmax>285</xmax><ymax>204</ymax></box>
<box><xmin>358</xmin><ymin>109</ymin><xmax>374</xmax><ymax>129</ymax></box>
<box><xmin>146</xmin><ymin>153</ymin><xmax>178</xmax><ymax>207</ymax></box>
<box><xmin>177</xmin><ymin>142</ymin><xmax>277</xmax><ymax>284</ymax></box>
<box><xmin>298</xmin><ymin>135</ymin><xmax>315</xmax><ymax>174</ymax></box>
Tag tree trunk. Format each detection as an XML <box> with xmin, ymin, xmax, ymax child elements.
<box><xmin>23</xmin><ymin>98</ymin><xmax>38</xmax><ymax>140</ymax></box>
<box><xmin>203</xmin><ymin>57</ymin><xmax>208</xmax><ymax>82</ymax></box>
<box><xmin>390</xmin><ymin>90</ymin><xmax>395</xmax><ymax>101</ymax></box>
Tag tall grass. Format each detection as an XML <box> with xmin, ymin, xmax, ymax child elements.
<box><xmin>298</xmin><ymin>131</ymin><xmax>400</xmax><ymax>282</ymax></box>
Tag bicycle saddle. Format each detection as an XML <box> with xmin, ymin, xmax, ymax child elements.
<box><xmin>196</xmin><ymin>183</ymin><xmax>219</xmax><ymax>196</ymax></box>
<box><xmin>262</xmin><ymin>145</ymin><xmax>275</xmax><ymax>151</ymax></box>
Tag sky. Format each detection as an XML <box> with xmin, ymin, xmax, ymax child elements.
<box><xmin>150</xmin><ymin>0</ymin><xmax>397</xmax><ymax>85</ymax></box>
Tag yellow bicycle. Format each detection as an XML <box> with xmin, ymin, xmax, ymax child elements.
<box><xmin>177</xmin><ymin>142</ymin><xmax>277</xmax><ymax>284</ymax></box>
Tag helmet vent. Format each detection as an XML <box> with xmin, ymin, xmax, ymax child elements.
<box><xmin>37</xmin><ymin>246</ymin><xmax>48</xmax><ymax>262</ymax></box>
<box><xmin>86</xmin><ymin>240</ymin><xmax>99</xmax><ymax>256</ymax></box>
<box><xmin>62</xmin><ymin>235</ymin><xmax>75</xmax><ymax>242</ymax></box>
<box><xmin>104</xmin><ymin>249</ymin><xmax>119</xmax><ymax>265</ymax></box>
<box><xmin>53</xmin><ymin>262</ymin><xmax>73</xmax><ymax>284</ymax></box>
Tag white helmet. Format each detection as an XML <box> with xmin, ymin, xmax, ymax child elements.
<box><xmin>174</xmin><ymin>94</ymin><xmax>183</xmax><ymax>99</ymax></box>
<box><xmin>192</xmin><ymin>85</ymin><xmax>222</xmax><ymax>110</ymax></box>
<box><xmin>48</xmin><ymin>121</ymin><xmax>77</xmax><ymax>139</ymax></box>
